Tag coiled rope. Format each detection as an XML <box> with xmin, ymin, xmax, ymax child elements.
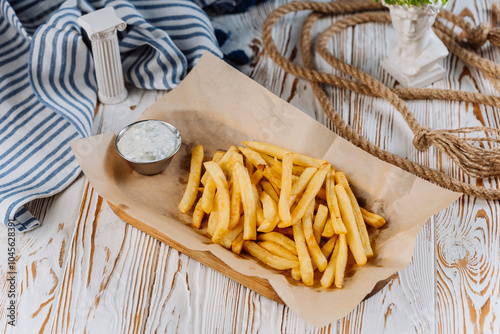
<box><xmin>262</xmin><ymin>0</ymin><xmax>500</xmax><ymax>199</ymax></box>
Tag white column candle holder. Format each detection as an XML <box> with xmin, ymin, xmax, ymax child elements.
<box><xmin>78</xmin><ymin>7</ymin><xmax>128</xmax><ymax>104</ymax></box>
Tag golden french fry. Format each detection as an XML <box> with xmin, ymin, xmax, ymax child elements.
<box><xmin>229</xmin><ymin>178</ymin><xmax>242</xmax><ymax>230</ymax></box>
<box><xmin>207</xmin><ymin>200</ymin><xmax>218</xmax><ymax>237</ymax></box>
<box><xmin>219</xmin><ymin>146</ymin><xmax>239</xmax><ymax>165</ymax></box>
<box><xmin>226</xmin><ymin>152</ymin><xmax>244</xmax><ymax>181</ymax></box>
<box><xmin>262</xmin><ymin>166</ymin><xmax>282</xmax><ymax>190</ymax></box>
<box><xmin>245</xmin><ymin>156</ymin><xmax>255</xmax><ymax>175</ymax></box>
<box><xmin>289</xmin><ymin>167</ymin><xmax>317</xmax><ymax>205</ymax></box>
<box><xmin>281</xmin><ymin>163</ymin><xmax>330</xmax><ymax>228</ymax></box>
<box><xmin>334</xmin><ymin>172</ymin><xmax>373</xmax><ymax>257</ymax></box>
<box><xmin>201</xmin><ymin>172</ymin><xmax>209</xmax><ymax>187</ymax></box>
<box><xmin>242</xmin><ymin>141</ymin><xmax>327</xmax><ymax>168</ymax></box>
<box><xmin>239</xmin><ymin>147</ymin><xmax>268</xmax><ymax>169</ymax></box>
<box><xmin>179</xmin><ymin>145</ymin><xmax>204</xmax><ymax>213</ymax></box>
<box><xmin>313</xmin><ymin>204</ymin><xmax>329</xmax><ymax>244</ymax></box>
<box><xmin>291</xmin><ymin>265</ymin><xmax>302</xmax><ymax>281</ymax></box>
<box><xmin>292</xmin><ymin>165</ymin><xmax>306</xmax><ymax>176</ymax></box>
<box><xmin>271</xmin><ymin>157</ymin><xmax>283</xmax><ymax>175</ymax></box>
<box><xmin>320</xmin><ymin>236</ymin><xmax>341</xmax><ymax>288</ymax></box>
<box><xmin>257</xmin><ymin>219</ymin><xmax>279</xmax><ymax>233</ymax></box>
<box><xmin>261</xmin><ymin>180</ymin><xmax>279</xmax><ymax>203</ymax></box>
<box><xmin>232</xmin><ymin>161</ymin><xmax>257</xmax><ymax>240</ymax></box>
<box><xmin>257</xmin><ymin>232</ymin><xmax>297</xmax><ymax>255</ymax></box>
<box><xmin>279</xmin><ymin>152</ymin><xmax>293</xmax><ymax>224</ymax></box>
<box><xmin>321</xmin><ymin>235</ymin><xmax>338</xmax><ymax>259</ymax></box>
<box><xmin>243</xmin><ymin>141</ymin><xmax>290</xmax><ymax>159</ymax></box>
<box><xmin>326</xmin><ymin>170</ymin><xmax>347</xmax><ymax>235</ymax></box>
<box><xmin>262</xmin><ymin>152</ymin><xmax>305</xmax><ymax>173</ymax></box>
<box><xmin>334</xmin><ymin>184</ymin><xmax>367</xmax><ymax>265</ymax></box>
<box><xmin>360</xmin><ymin>207</ymin><xmax>387</xmax><ymax>228</ymax></box>
<box><xmin>261</xmin><ymin>191</ymin><xmax>278</xmax><ymax>223</ymax></box>
<box><xmin>303</xmin><ymin>201</ymin><xmax>328</xmax><ymax>272</ymax></box>
<box><xmin>259</xmin><ymin>155</ymin><xmax>300</xmax><ymax>183</ymax></box>
<box><xmin>201</xmin><ymin>147</ymin><xmax>237</xmax><ymax>185</ymax></box>
<box><xmin>201</xmin><ymin>178</ymin><xmax>217</xmax><ymax>214</ymax></box>
<box><xmin>293</xmin><ymin>218</ymin><xmax>314</xmax><ymax>285</ymax></box>
<box><xmin>221</xmin><ymin>217</ymin><xmax>244</xmax><ymax>249</ymax></box>
<box><xmin>204</xmin><ymin>161</ymin><xmax>231</xmax><ymax>243</ymax></box>
<box><xmin>213</xmin><ymin>151</ymin><xmax>225</xmax><ymax>161</ymax></box>
<box><xmin>232</xmin><ymin>233</ymin><xmax>244</xmax><ymax>254</ymax></box>
<box><xmin>259</xmin><ymin>152</ymin><xmax>281</xmax><ymax>173</ymax></box>
<box><xmin>201</xmin><ymin>150</ymin><xmax>224</xmax><ymax>185</ymax></box>
<box><xmin>243</xmin><ymin>241</ymin><xmax>298</xmax><ymax>270</ymax></box>
<box><xmin>256</xmin><ymin>204</ymin><xmax>265</xmax><ymax>228</ymax></box>
<box><xmin>257</xmin><ymin>152</ymin><xmax>274</xmax><ymax>165</ymax></box>
<box><xmin>321</xmin><ymin>218</ymin><xmax>334</xmax><ymax>238</ymax></box>
<box><xmin>202</xmin><ymin>151</ymin><xmax>239</xmax><ymax>214</ymax></box>
<box><xmin>335</xmin><ymin>234</ymin><xmax>348</xmax><ymax>288</ymax></box>
<box><xmin>250</xmin><ymin>169</ymin><xmax>264</xmax><ymax>184</ymax></box>
<box><xmin>253</xmin><ymin>184</ymin><xmax>262</xmax><ymax>225</ymax></box>
<box><xmin>258</xmin><ymin>241</ymin><xmax>298</xmax><ymax>262</ymax></box>
<box><xmin>192</xmin><ymin>199</ymin><xmax>205</xmax><ymax>228</ymax></box>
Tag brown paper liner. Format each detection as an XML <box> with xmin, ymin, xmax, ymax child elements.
<box><xmin>70</xmin><ymin>52</ymin><xmax>461</xmax><ymax>327</ymax></box>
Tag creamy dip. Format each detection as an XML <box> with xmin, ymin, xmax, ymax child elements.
<box><xmin>116</xmin><ymin>120</ymin><xmax>180</xmax><ymax>162</ymax></box>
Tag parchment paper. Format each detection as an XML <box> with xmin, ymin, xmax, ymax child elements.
<box><xmin>70</xmin><ymin>52</ymin><xmax>461</xmax><ymax>327</ymax></box>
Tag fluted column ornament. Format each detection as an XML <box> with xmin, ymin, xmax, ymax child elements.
<box><xmin>78</xmin><ymin>7</ymin><xmax>128</xmax><ymax>104</ymax></box>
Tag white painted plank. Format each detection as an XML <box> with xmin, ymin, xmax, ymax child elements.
<box><xmin>3</xmin><ymin>0</ymin><xmax>499</xmax><ymax>332</ymax></box>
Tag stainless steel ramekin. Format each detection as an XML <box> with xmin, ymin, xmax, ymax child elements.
<box><xmin>115</xmin><ymin>120</ymin><xmax>182</xmax><ymax>175</ymax></box>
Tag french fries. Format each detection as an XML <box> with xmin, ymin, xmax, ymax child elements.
<box><xmin>278</xmin><ymin>152</ymin><xmax>293</xmax><ymax>224</ymax></box>
<box><xmin>334</xmin><ymin>172</ymin><xmax>373</xmax><ymax>257</ymax></box>
<box><xmin>203</xmin><ymin>161</ymin><xmax>230</xmax><ymax>243</ymax></box>
<box><xmin>243</xmin><ymin>241</ymin><xmax>298</xmax><ymax>270</ymax></box>
<box><xmin>178</xmin><ymin>141</ymin><xmax>387</xmax><ymax>289</ymax></box>
<box><xmin>302</xmin><ymin>201</ymin><xmax>328</xmax><ymax>272</ymax></box>
<box><xmin>178</xmin><ymin>145</ymin><xmax>204</xmax><ymax>213</ymax></box>
<box><xmin>360</xmin><ymin>207</ymin><xmax>387</xmax><ymax>228</ymax></box>
<box><xmin>293</xmin><ymin>218</ymin><xmax>314</xmax><ymax>285</ymax></box>
<box><xmin>283</xmin><ymin>163</ymin><xmax>330</xmax><ymax>228</ymax></box>
<box><xmin>326</xmin><ymin>170</ymin><xmax>347</xmax><ymax>235</ymax></box>
<box><xmin>335</xmin><ymin>234</ymin><xmax>348</xmax><ymax>288</ymax></box>
<box><xmin>334</xmin><ymin>184</ymin><xmax>367</xmax><ymax>265</ymax></box>
<box><xmin>232</xmin><ymin>161</ymin><xmax>257</xmax><ymax>240</ymax></box>
<box><xmin>312</xmin><ymin>204</ymin><xmax>328</xmax><ymax>244</ymax></box>
<box><xmin>242</xmin><ymin>141</ymin><xmax>327</xmax><ymax>168</ymax></box>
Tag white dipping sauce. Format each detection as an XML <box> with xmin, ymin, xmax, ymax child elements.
<box><xmin>117</xmin><ymin>121</ymin><xmax>180</xmax><ymax>162</ymax></box>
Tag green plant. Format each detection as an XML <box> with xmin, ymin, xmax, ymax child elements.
<box><xmin>376</xmin><ymin>0</ymin><xmax>448</xmax><ymax>6</ymax></box>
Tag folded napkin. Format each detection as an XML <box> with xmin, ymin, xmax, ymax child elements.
<box><xmin>0</xmin><ymin>0</ymin><xmax>256</xmax><ymax>231</ymax></box>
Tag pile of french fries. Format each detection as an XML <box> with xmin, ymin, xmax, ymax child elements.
<box><xmin>178</xmin><ymin>141</ymin><xmax>386</xmax><ymax>288</ymax></box>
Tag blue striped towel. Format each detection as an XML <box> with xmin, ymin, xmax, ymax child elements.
<box><xmin>0</xmin><ymin>0</ymin><xmax>255</xmax><ymax>231</ymax></box>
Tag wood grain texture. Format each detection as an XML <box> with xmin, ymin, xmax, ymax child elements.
<box><xmin>0</xmin><ymin>175</ymin><xmax>86</xmax><ymax>334</ymax></box>
<box><xmin>107</xmin><ymin>202</ymin><xmax>284</xmax><ymax>305</ymax></box>
<box><xmin>1</xmin><ymin>0</ymin><xmax>499</xmax><ymax>332</ymax></box>
<box><xmin>434</xmin><ymin>1</ymin><xmax>500</xmax><ymax>333</ymax></box>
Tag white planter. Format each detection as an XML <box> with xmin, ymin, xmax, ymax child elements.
<box><xmin>380</xmin><ymin>1</ymin><xmax>449</xmax><ymax>88</ymax></box>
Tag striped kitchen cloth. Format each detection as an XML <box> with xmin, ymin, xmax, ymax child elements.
<box><xmin>0</xmin><ymin>0</ymin><xmax>253</xmax><ymax>231</ymax></box>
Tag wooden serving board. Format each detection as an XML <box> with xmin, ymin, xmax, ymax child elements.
<box><xmin>107</xmin><ymin>202</ymin><xmax>285</xmax><ymax>304</ymax></box>
<box><xmin>107</xmin><ymin>201</ymin><xmax>397</xmax><ymax>305</ymax></box>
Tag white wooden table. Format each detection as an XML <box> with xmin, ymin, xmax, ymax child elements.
<box><xmin>2</xmin><ymin>0</ymin><xmax>500</xmax><ymax>332</ymax></box>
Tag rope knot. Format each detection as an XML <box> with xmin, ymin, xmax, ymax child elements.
<box><xmin>467</xmin><ymin>22</ymin><xmax>491</xmax><ymax>49</ymax></box>
<box><xmin>412</xmin><ymin>127</ymin><xmax>433</xmax><ymax>151</ymax></box>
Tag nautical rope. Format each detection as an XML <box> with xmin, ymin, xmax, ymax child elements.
<box><xmin>262</xmin><ymin>0</ymin><xmax>500</xmax><ymax>199</ymax></box>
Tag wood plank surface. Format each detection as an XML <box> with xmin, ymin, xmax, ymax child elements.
<box><xmin>1</xmin><ymin>0</ymin><xmax>499</xmax><ymax>332</ymax></box>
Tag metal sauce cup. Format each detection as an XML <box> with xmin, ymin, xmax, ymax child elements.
<box><xmin>115</xmin><ymin>120</ymin><xmax>181</xmax><ymax>175</ymax></box>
